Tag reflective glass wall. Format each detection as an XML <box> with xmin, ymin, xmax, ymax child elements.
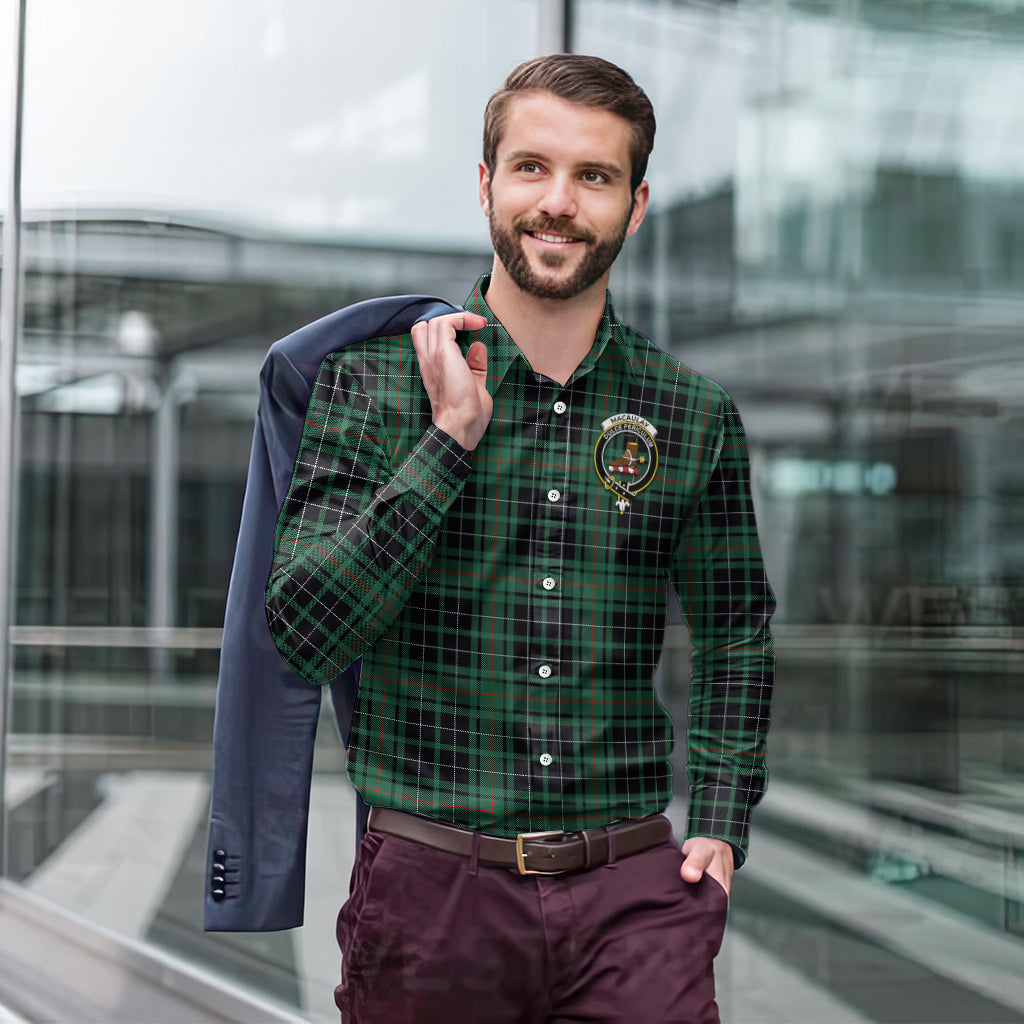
<box><xmin>3</xmin><ymin>2</ymin><xmax>535</xmax><ymax>1020</ymax></box>
<box><xmin>2</xmin><ymin>0</ymin><xmax>1024</xmax><ymax>1021</ymax></box>
<box><xmin>578</xmin><ymin>1</ymin><xmax>1024</xmax><ymax>1021</ymax></box>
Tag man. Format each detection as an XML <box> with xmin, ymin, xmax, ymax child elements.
<box><xmin>266</xmin><ymin>54</ymin><xmax>775</xmax><ymax>1023</ymax></box>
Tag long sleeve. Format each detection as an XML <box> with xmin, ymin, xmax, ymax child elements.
<box><xmin>670</xmin><ymin>388</ymin><xmax>776</xmax><ymax>866</ymax></box>
<box><xmin>265</xmin><ymin>357</ymin><xmax>472</xmax><ymax>686</ymax></box>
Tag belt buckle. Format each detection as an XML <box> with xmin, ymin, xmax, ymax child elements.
<box><xmin>515</xmin><ymin>830</ymin><xmax>567</xmax><ymax>876</ymax></box>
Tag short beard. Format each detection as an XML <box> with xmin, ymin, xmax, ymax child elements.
<box><xmin>487</xmin><ymin>187</ymin><xmax>631</xmax><ymax>301</ymax></box>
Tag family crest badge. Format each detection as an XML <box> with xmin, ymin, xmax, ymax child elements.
<box><xmin>593</xmin><ymin>413</ymin><xmax>659</xmax><ymax>514</ymax></box>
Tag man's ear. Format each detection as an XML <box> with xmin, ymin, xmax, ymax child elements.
<box><xmin>479</xmin><ymin>162</ymin><xmax>492</xmax><ymax>216</ymax></box>
<box><xmin>626</xmin><ymin>180</ymin><xmax>650</xmax><ymax>237</ymax></box>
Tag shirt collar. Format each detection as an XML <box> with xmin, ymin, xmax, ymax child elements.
<box><xmin>460</xmin><ymin>274</ymin><xmax>642</xmax><ymax>393</ymax></box>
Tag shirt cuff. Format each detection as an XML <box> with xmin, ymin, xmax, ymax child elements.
<box><xmin>394</xmin><ymin>423</ymin><xmax>473</xmax><ymax>510</ymax></box>
<box><xmin>686</xmin><ymin>781</ymin><xmax>760</xmax><ymax>867</ymax></box>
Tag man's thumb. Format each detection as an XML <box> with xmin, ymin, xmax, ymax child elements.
<box><xmin>466</xmin><ymin>340</ymin><xmax>488</xmax><ymax>377</ymax></box>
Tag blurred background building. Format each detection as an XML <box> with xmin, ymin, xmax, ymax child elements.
<box><xmin>0</xmin><ymin>0</ymin><xmax>1022</xmax><ymax>1021</ymax></box>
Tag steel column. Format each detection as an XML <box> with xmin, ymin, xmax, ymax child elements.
<box><xmin>0</xmin><ymin>0</ymin><xmax>28</xmax><ymax>878</ymax></box>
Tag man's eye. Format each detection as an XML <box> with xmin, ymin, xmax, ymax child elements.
<box><xmin>518</xmin><ymin>162</ymin><xmax>541</xmax><ymax>174</ymax></box>
<box><xmin>582</xmin><ymin>171</ymin><xmax>607</xmax><ymax>184</ymax></box>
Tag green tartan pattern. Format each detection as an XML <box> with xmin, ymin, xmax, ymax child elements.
<box><xmin>267</xmin><ymin>275</ymin><xmax>775</xmax><ymax>859</ymax></box>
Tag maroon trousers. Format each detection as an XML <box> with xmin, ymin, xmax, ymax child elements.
<box><xmin>335</xmin><ymin>827</ymin><xmax>729</xmax><ymax>1023</ymax></box>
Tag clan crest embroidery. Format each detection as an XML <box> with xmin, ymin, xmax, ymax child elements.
<box><xmin>593</xmin><ymin>413</ymin><xmax>659</xmax><ymax>514</ymax></box>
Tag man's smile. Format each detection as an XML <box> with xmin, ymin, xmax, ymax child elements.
<box><xmin>515</xmin><ymin>216</ymin><xmax>595</xmax><ymax>250</ymax></box>
<box><xmin>528</xmin><ymin>230</ymin><xmax>581</xmax><ymax>245</ymax></box>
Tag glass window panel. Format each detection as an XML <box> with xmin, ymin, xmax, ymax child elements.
<box><xmin>575</xmin><ymin>1</ymin><xmax>1024</xmax><ymax>1021</ymax></box>
<box><xmin>21</xmin><ymin>0</ymin><xmax>539</xmax><ymax>247</ymax></box>
<box><xmin>9</xmin><ymin>2</ymin><xmax>540</xmax><ymax>1019</ymax></box>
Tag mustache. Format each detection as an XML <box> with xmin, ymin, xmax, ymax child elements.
<box><xmin>513</xmin><ymin>216</ymin><xmax>595</xmax><ymax>244</ymax></box>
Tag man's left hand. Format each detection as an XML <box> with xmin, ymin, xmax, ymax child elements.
<box><xmin>679</xmin><ymin>836</ymin><xmax>734</xmax><ymax>896</ymax></box>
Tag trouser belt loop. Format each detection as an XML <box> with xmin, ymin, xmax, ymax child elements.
<box><xmin>469</xmin><ymin>830</ymin><xmax>481</xmax><ymax>877</ymax></box>
<box><xmin>581</xmin><ymin>828</ymin><xmax>593</xmax><ymax>869</ymax></box>
<box><xmin>606</xmin><ymin>829</ymin><xmax>618</xmax><ymax>869</ymax></box>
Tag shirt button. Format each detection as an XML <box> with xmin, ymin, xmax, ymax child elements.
<box><xmin>542</xmin><ymin>577</ymin><xmax>557</xmax><ymax>591</ymax></box>
<box><xmin>547</xmin><ymin>489</ymin><xmax>561</xmax><ymax>503</ymax></box>
<box><xmin>553</xmin><ymin>401</ymin><xmax>567</xmax><ymax>415</ymax></box>
<box><xmin>538</xmin><ymin>664</ymin><xmax>552</xmax><ymax>678</ymax></box>
<box><xmin>539</xmin><ymin>753</ymin><xmax>553</xmax><ymax>766</ymax></box>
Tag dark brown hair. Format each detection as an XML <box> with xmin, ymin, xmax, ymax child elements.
<box><xmin>483</xmin><ymin>54</ymin><xmax>656</xmax><ymax>193</ymax></box>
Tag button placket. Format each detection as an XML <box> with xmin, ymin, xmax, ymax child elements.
<box><xmin>528</xmin><ymin>390</ymin><xmax>568</xmax><ymax>793</ymax></box>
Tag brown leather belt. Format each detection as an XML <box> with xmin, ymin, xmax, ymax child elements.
<box><xmin>368</xmin><ymin>806</ymin><xmax>673</xmax><ymax>875</ymax></box>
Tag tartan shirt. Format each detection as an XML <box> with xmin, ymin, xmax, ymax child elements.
<box><xmin>266</xmin><ymin>274</ymin><xmax>775</xmax><ymax>863</ymax></box>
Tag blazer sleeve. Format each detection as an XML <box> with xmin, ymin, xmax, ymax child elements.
<box><xmin>204</xmin><ymin>296</ymin><xmax>458</xmax><ymax>932</ymax></box>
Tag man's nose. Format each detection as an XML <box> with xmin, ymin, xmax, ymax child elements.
<box><xmin>536</xmin><ymin>175</ymin><xmax>578</xmax><ymax>220</ymax></box>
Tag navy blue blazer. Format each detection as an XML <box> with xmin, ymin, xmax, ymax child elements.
<box><xmin>204</xmin><ymin>294</ymin><xmax>460</xmax><ymax>932</ymax></box>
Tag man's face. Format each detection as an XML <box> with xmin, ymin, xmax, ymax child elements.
<box><xmin>480</xmin><ymin>92</ymin><xmax>649</xmax><ymax>302</ymax></box>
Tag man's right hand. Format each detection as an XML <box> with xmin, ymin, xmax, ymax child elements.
<box><xmin>412</xmin><ymin>311</ymin><xmax>491</xmax><ymax>451</ymax></box>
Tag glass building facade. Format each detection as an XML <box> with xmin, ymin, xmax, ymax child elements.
<box><xmin>1</xmin><ymin>1</ymin><xmax>1022</xmax><ymax>1020</ymax></box>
